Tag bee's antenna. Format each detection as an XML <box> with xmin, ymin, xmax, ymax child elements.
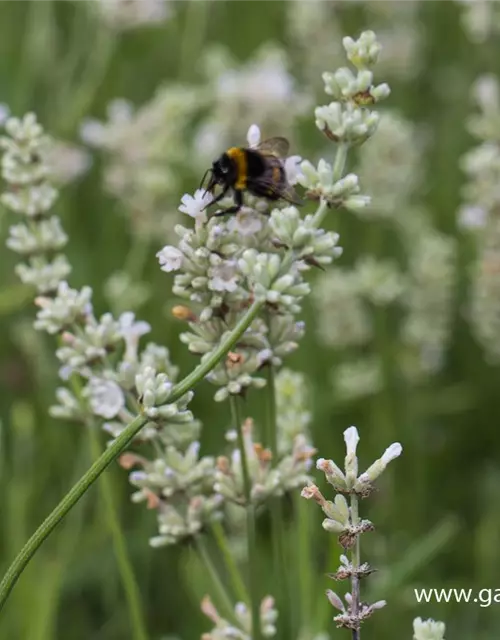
<box><xmin>199</xmin><ymin>168</ymin><xmax>212</xmax><ymax>191</ymax></box>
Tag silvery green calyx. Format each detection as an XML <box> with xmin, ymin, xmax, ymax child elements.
<box><xmin>413</xmin><ymin>617</ymin><xmax>446</xmax><ymax>640</ymax></box>
<box><xmin>298</xmin><ymin>161</ymin><xmax>370</xmax><ymax>212</ymax></box>
<box><xmin>238</xmin><ymin>249</ymin><xmax>310</xmax><ymax>313</ymax></box>
<box><xmin>201</xmin><ymin>594</ymin><xmax>278</xmax><ymax>640</ymax></box>
<box><xmin>215</xmin><ymin>419</ymin><xmax>314</xmax><ymax>505</ymax></box>
<box><xmin>342</xmin><ymin>31</ymin><xmax>382</xmax><ymax>69</ymax></box>
<box><xmin>326</xmin><ymin>591</ymin><xmax>387</xmax><ymax>632</ymax></box>
<box><xmin>300</xmin><ymin>485</ymin><xmax>350</xmax><ymax>535</ymax></box>
<box><xmin>120</xmin><ymin>442</ymin><xmax>222</xmax><ymax>547</ymax></box>
<box><xmin>302</xmin><ymin>426</ymin><xmax>401</xmax><ymax>634</ymax></box>
<box><xmin>151</xmin><ymin>492</ymin><xmax>222</xmax><ymax>548</ymax></box>
<box><xmin>269</xmin><ymin>206</ymin><xmax>343</xmax><ymax>266</ymax></box>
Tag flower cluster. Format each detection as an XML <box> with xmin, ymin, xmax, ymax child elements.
<box><xmin>201</xmin><ymin>594</ymin><xmax>278</xmax><ymax>640</ymax></box>
<box><xmin>92</xmin><ymin>0</ymin><xmax>172</xmax><ymax>30</ymax></box>
<box><xmin>302</xmin><ymin>426</ymin><xmax>402</xmax><ymax>633</ymax></box>
<box><xmin>195</xmin><ymin>45</ymin><xmax>309</xmax><ymax>164</ymax></box>
<box><xmin>413</xmin><ymin>617</ymin><xmax>446</xmax><ymax>640</ymax></box>
<box><xmin>286</xmin><ymin>1</ymin><xmax>422</xmax><ymax>95</ymax></box>
<box><xmin>458</xmin><ymin>0</ymin><xmax>500</xmax><ymax>43</ymax></box>
<box><xmin>215</xmin><ymin>419</ymin><xmax>315</xmax><ymax>506</ymax></box>
<box><xmin>459</xmin><ymin>74</ymin><xmax>500</xmax><ymax>361</ymax></box>
<box><xmin>1</xmin><ymin>113</ymin><xmax>212</xmax><ymax>548</ymax></box>
<box><xmin>81</xmin><ymin>91</ymin><xmax>203</xmax><ymax>238</ymax></box>
<box><xmin>312</xmin><ymin>107</ymin><xmax>457</xmax><ymax>399</ymax></box>
<box><xmin>298</xmin><ymin>31</ymin><xmax>389</xmax><ymax>210</ymax></box>
<box><xmin>1</xmin><ymin>113</ymin><xmax>70</xmax><ymax>293</ymax></box>
<box><xmin>158</xmin><ymin>129</ymin><xmax>342</xmax><ymax>402</ymax></box>
<box><xmin>121</xmin><ymin>443</ymin><xmax>222</xmax><ymax>547</ymax></box>
<box><xmin>275</xmin><ymin>368</ymin><xmax>312</xmax><ymax>454</ymax></box>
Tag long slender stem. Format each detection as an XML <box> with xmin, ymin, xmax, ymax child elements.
<box><xmin>178</xmin><ymin>0</ymin><xmax>209</xmax><ymax>80</ymax></box>
<box><xmin>295</xmin><ymin>491</ymin><xmax>312</xmax><ymax>634</ymax></box>
<box><xmin>263</xmin><ymin>364</ymin><xmax>291</xmax><ymax>635</ymax></box>
<box><xmin>230</xmin><ymin>397</ymin><xmax>261</xmax><ymax>640</ymax></box>
<box><xmin>350</xmin><ymin>493</ymin><xmax>361</xmax><ymax>640</ymax></box>
<box><xmin>87</xmin><ymin>426</ymin><xmax>148</xmax><ymax>640</ymax></box>
<box><xmin>210</xmin><ymin>521</ymin><xmax>249</xmax><ymax>603</ymax></box>
<box><xmin>0</xmin><ymin>299</ymin><xmax>264</xmax><ymax>612</ymax></box>
<box><xmin>195</xmin><ymin>535</ymin><xmax>235</xmax><ymax>621</ymax></box>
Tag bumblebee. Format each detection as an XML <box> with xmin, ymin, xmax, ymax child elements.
<box><xmin>202</xmin><ymin>137</ymin><xmax>303</xmax><ymax>216</ymax></box>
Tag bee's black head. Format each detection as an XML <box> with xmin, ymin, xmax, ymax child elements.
<box><xmin>202</xmin><ymin>152</ymin><xmax>236</xmax><ymax>196</ymax></box>
<box><xmin>213</xmin><ymin>153</ymin><xmax>234</xmax><ymax>180</ymax></box>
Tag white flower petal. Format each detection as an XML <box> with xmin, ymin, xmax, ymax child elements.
<box><xmin>247</xmin><ymin>123</ymin><xmax>261</xmax><ymax>148</ymax></box>
<box><xmin>381</xmin><ymin>442</ymin><xmax>402</xmax><ymax>465</ymax></box>
<box><xmin>88</xmin><ymin>378</ymin><xmax>124</xmax><ymax>419</ymax></box>
<box><xmin>343</xmin><ymin>425</ymin><xmax>360</xmax><ymax>456</ymax></box>
<box><xmin>157</xmin><ymin>245</ymin><xmax>183</xmax><ymax>272</ymax></box>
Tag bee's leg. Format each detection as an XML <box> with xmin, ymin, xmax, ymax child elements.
<box><xmin>203</xmin><ymin>186</ymin><xmax>229</xmax><ymax>210</ymax></box>
<box><xmin>213</xmin><ymin>190</ymin><xmax>243</xmax><ymax>217</ymax></box>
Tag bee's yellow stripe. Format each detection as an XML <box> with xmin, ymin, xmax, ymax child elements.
<box><xmin>227</xmin><ymin>147</ymin><xmax>247</xmax><ymax>190</ymax></box>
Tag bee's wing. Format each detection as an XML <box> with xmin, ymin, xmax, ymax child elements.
<box><xmin>255</xmin><ymin>137</ymin><xmax>290</xmax><ymax>158</ymax></box>
<box><xmin>278</xmin><ymin>183</ymin><xmax>304</xmax><ymax>205</ymax></box>
<box><xmin>253</xmin><ymin>176</ymin><xmax>304</xmax><ymax>205</ymax></box>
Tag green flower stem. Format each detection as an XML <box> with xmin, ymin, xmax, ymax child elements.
<box><xmin>230</xmin><ymin>396</ymin><xmax>262</xmax><ymax>640</ymax></box>
<box><xmin>178</xmin><ymin>0</ymin><xmax>209</xmax><ymax>81</ymax></box>
<box><xmin>87</xmin><ymin>426</ymin><xmax>149</xmax><ymax>640</ymax></box>
<box><xmin>332</xmin><ymin>142</ymin><xmax>349</xmax><ymax>184</ymax></box>
<box><xmin>0</xmin><ymin>299</ymin><xmax>264</xmax><ymax>613</ymax></box>
<box><xmin>195</xmin><ymin>535</ymin><xmax>235</xmax><ymax>622</ymax></box>
<box><xmin>295</xmin><ymin>491</ymin><xmax>312</xmax><ymax>634</ymax></box>
<box><xmin>263</xmin><ymin>364</ymin><xmax>291</xmax><ymax>636</ymax></box>
<box><xmin>350</xmin><ymin>493</ymin><xmax>361</xmax><ymax>640</ymax></box>
<box><xmin>210</xmin><ymin>521</ymin><xmax>249</xmax><ymax>604</ymax></box>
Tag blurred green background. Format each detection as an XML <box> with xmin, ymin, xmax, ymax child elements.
<box><xmin>1</xmin><ymin>1</ymin><xmax>500</xmax><ymax>638</ymax></box>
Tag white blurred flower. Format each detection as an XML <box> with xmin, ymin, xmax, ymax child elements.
<box><xmin>458</xmin><ymin>204</ymin><xmax>488</xmax><ymax>230</ymax></box>
<box><xmin>284</xmin><ymin>155</ymin><xmax>303</xmax><ymax>186</ymax></box>
<box><xmin>459</xmin><ymin>0</ymin><xmax>500</xmax><ymax>44</ymax></box>
<box><xmin>179</xmin><ymin>189</ymin><xmax>212</xmax><ymax>225</ymax></box>
<box><xmin>118</xmin><ymin>312</ymin><xmax>151</xmax><ymax>361</ymax></box>
<box><xmin>413</xmin><ymin>617</ymin><xmax>446</xmax><ymax>640</ymax></box>
<box><xmin>227</xmin><ymin>207</ymin><xmax>263</xmax><ymax>236</ymax></box>
<box><xmin>247</xmin><ymin>123</ymin><xmax>261</xmax><ymax>147</ymax></box>
<box><xmin>0</xmin><ymin>103</ymin><xmax>10</xmax><ymax>126</ymax></box>
<box><xmin>47</xmin><ymin>140</ymin><xmax>92</xmax><ymax>185</ymax></box>
<box><xmin>473</xmin><ymin>74</ymin><xmax>500</xmax><ymax>113</ymax></box>
<box><xmin>157</xmin><ymin>245</ymin><xmax>184</xmax><ymax>272</ymax></box>
<box><xmin>87</xmin><ymin>378</ymin><xmax>125</xmax><ymax>419</ymax></box>
<box><xmin>216</xmin><ymin>49</ymin><xmax>295</xmax><ymax>108</ymax></box>
<box><xmin>95</xmin><ymin>0</ymin><xmax>171</xmax><ymax>30</ymax></box>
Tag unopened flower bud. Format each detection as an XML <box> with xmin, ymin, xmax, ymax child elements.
<box><xmin>326</xmin><ymin>589</ymin><xmax>345</xmax><ymax>612</ymax></box>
